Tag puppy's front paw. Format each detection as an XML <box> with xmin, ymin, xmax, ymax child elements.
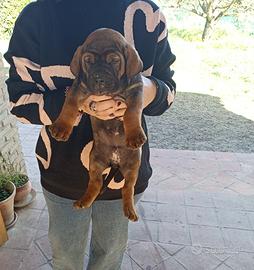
<box><xmin>126</xmin><ymin>129</ymin><xmax>147</xmax><ymax>149</ymax></box>
<box><xmin>48</xmin><ymin>122</ymin><xmax>73</xmax><ymax>142</ymax></box>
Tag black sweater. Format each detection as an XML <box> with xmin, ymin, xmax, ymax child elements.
<box><xmin>4</xmin><ymin>0</ymin><xmax>176</xmax><ymax>200</ymax></box>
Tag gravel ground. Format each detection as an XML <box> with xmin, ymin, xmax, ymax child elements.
<box><xmin>146</xmin><ymin>92</ymin><xmax>254</xmax><ymax>153</ymax></box>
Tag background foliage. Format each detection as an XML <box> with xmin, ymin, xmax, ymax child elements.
<box><xmin>0</xmin><ymin>0</ymin><xmax>31</xmax><ymax>39</ymax></box>
<box><xmin>157</xmin><ymin>0</ymin><xmax>254</xmax><ymax>40</ymax></box>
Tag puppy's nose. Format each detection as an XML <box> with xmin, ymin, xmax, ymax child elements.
<box><xmin>94</xmin><ymin>74</ymin><xmax>105</xmax><ymax>85</ymax></box>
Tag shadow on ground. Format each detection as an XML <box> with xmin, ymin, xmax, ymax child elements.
<box><xmin>146</xmin><ymin>92</ymin><xmax>254</xmax><ymax>152</ymax></box>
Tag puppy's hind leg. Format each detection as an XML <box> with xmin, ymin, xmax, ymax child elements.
<box><xmin>120</xmin><ymin>162</ymin><xmax>140</xmax><ymax>222</ymax></box>
<box><xmin>74</xmin><ymin>159</ymin><xmax>108</xmax><ymax>209</ymax></box>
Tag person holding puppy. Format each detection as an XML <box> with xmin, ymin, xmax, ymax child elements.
<box><xmin>4</xmin><ymin>0</ymin><xmax>176</xmax><ymax>269</ymax></box>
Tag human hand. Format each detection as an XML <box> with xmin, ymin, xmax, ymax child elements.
<box><xmin>79</xmin><ymin>95</ymin><xmax>127</xmax><ymax>121</ymax></box>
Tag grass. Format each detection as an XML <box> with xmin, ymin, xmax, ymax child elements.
<box><xmin>170</xmin><ymin>25</ymin><xmax>254</xmax><ymax>121</ymax></box>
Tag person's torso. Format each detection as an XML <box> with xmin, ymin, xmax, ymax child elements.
<box><xmin>34</xmin><ymin>0</ymin><xmax>161</xmax><ymax>199</ymax></box>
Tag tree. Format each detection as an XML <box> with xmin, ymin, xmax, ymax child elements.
<box><xmin>160</xmin><ymin>0</ymin><xmax>254</xmax><ymax>41</ymax></box>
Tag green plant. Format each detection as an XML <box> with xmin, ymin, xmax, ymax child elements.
<box><xmin>0</xmin><ymin>152</ymin><xmax>29</xmax><ymax>192</ymax></box>
<box><xmin>169</xmin><ymin>27</ymin><xmax>202</xmax><ymax>41</ymax></box>
<box><xmin>10</xmin><ymin>173</ymin><xmax>29</xmax><ymax>188</ymax></box>
<box><xmin>212</xmin><ymin>28</ymin><xmax>229</xmax><ymax>40</ymax></box>
<box><xmin>0</xmin><ymin>173</ymin><xmax>11</xmax><ymax>201</ymax></box>
<box><xmin>0</xmin><ymin>0</ymin><xmax>31</xmax><ymax>39</ymax></box>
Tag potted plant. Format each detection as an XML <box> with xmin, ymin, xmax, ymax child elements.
<box><xmin>0</xmin><ymin>174</ymin><xmax>16</xmax><ymax>227</ymax></box>
<box><xmin>0</xmin><ymin>153</ymin><xmax>34</xmax><ymax>207</ymax></box>
<box><xmin>11</xmin><ymin>173</ymin><xmax>32</xmax><ymax>203</ymax></box>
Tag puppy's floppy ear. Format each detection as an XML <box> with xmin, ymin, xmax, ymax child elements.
<box><xmin>70</xmin><ymin>46</ymin><xmax>82</xmax><ymax>76</ymax></box>
<box><xmin>124</xmin><ymin>44</ymin><xmax>143</xmax><ymax>79</ymax></box>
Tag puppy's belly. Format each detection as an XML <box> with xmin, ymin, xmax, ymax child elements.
<box><xmin>91</xmin><ymin>118</ymin><xmax>141</xmax><ymax>166</ymax></box>
<box><xmin>109</xmin><ymin>145</ymin><xmax>141</xmax><ymax>166</ymax></box>
<box><xmin>111</xmin><ymin>148</ymin><xmax>121</xmax><ymax>165</ymax></box>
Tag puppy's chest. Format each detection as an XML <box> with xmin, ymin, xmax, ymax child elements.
<box><xmin>105</xmin><ymin>123</ymin><xmax>123</xmax><ymax>136</ymax></box>
<box><xmin>92</xmin><ymin>119</ymin><xmax>125</xmax><ymax>141</ymax></box>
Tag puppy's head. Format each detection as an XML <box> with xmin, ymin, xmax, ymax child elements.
<box><xmin>70</xmin><ymin>28</ymin><xmax>143</xmax><ymax>95</ymax></box>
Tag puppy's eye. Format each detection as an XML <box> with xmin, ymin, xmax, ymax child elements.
<box><xmin>111</xmin><ymin>57</ymin><xmax>120</xmax><ymax>63</ymax></box>
<box><xmin>107</xmin><ymin>55</ymin><xmax>120</xmax><ymax>64</ymax></box>
<box><xmin>84</xmin><ymin>55</ymin><xmax>94</xmax><ymax>64</ymax></box>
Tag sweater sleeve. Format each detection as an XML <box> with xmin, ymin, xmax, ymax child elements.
<box><xmin>143</xmin><ymin>11</ymin><xmax>176</xmax><ymax>116</ymax></box>
<box><xmin>4</xmin><ymin>3</ymin><xmax>65</xmax><ymax>125</ymax></box>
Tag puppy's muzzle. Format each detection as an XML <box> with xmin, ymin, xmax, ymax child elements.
<box><xmin>88</xmin><ymin>71</ymin><xmax>116</xmax><ymax>93</ymax></box>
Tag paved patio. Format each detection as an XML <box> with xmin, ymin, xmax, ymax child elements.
<box><xmin>1</xmin><ymin>123</ymin><xmax>254</xmax><ymax>270</ymax></box>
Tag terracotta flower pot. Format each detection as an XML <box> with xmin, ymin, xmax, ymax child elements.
<box><xmin>14</xmin><ymin>180</ymin><xmax>32</xmax><ymax>203</ymax></box>
<box><xmin>0</xmin><ymin>181</ymin><xmax>16</xmax><ymax>226</ymax></box>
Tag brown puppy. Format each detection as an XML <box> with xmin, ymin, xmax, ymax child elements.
<box><xmin>48</xmin><ymin>28</ymin><xmax>146</xmax><ymax>221</ymax></box>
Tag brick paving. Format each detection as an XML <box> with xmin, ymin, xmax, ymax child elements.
<box><xmin>1</xmin><ymin>123</ymin><xmax>254</xmax><ymax>270</ymax></box>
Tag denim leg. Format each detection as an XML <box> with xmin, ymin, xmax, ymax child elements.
<box><xmin>43</xmin><ymin>189</ymin><xmax>92</xmax><ymax>270</ymax></box>
<box><xmin>87</xmin><ymin>193</ymin><xmax>143</xmax><ymax>270</ymax></box>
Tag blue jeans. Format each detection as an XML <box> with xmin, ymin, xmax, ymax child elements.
<box><xmin>43</xmin><ymin>188</ymin><xmax>142</xmax><ymax>270</ymax></box>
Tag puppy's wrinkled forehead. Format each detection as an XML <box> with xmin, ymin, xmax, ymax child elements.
<box><xmin>83</xmin><ymin>28</ymin><xmax>127</xmax><ymax>54</ymax></box>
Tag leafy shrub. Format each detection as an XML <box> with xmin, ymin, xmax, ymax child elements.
<box><xmin>169</xmin><ymin>27</ymin><xmax>203</xmax><ymax>41</ymax></box>
<box><xmin>0</xmin><ymin>0</ymin><xmax>31</xmax><ymax>39</ymax></box>
<box><xmin>212</xmin><ymin>28</ymin><xmax>229</xmax><ymax>40</ymax></box>
<box><xmin>169</xmin><ymin>26</ymin><xmax>231</xmax><ymax>42</ymax></box>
